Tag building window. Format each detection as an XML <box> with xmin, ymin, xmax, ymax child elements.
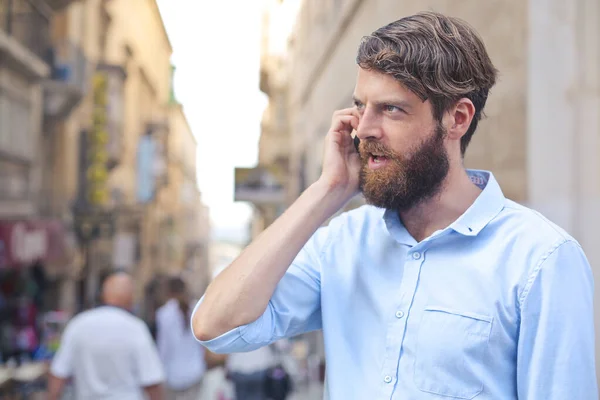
<box><xmin>0</xmin><ymin>84</ymin><xmax>32</xmax><ymax>201</ymax></box>
<box><xmin>0</xmin><ymin>158</ymin><xmax>29</xmax><ymax>200</ymax></box>
<box><xmin>0</xmin><ymin>88</ymin><xmax>32</xmax><ymax>160</ymax></box>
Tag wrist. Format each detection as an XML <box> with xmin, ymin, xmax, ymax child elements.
<box><xmin>311</xmin><ymin>179</ymin><xmax>356</xmax><ymax>209</ymax></box>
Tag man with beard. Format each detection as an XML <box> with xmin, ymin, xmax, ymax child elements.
<box><xmin>192</xmin><ymin>11</ymin><xmax>597</xmax><ymax>400</ymax></box>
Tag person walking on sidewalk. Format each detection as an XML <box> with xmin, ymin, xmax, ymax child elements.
<box><xmin>226</xmin><ymin>346</ymin><xmax>275</xmax><ymax>400</ymax></box>
<box><xmin>191</xmin><ymin>11</ymin><xmax>597</xmax><ymax>400</ymax></box>
<box><xmin>48</xmin><ymin>271</ymin><xmax>165</xmax><ymax>400</ymax></box>
<box><xmin>156</xmin><ymin>277</ymin><xmax>206</xmax><ymax>400</ymax></box>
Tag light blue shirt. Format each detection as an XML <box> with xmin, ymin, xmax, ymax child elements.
<box><xmin>194</xmin><ymin>170</ymin><xmax>597</xmax><ymax>399</ymax></box>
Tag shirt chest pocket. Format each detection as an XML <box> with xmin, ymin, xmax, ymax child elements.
<box><xmin>414</xmin><ymin>306</ymin><xmax>493</xmax><ymax>399</ymax></box>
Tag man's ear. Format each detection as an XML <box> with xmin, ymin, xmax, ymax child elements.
<box><xmin>446</xmin><ymin>98</ymin><xmax>475</xmax><ymax>140</ymax></box>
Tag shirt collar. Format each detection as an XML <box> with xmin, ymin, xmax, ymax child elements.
<box><xmin>382</xmin><ymin>169</ymin><xmax>506</xmax><ymax>243</ymax></box>
<box><xmin>450</xmin><ymin>169</ymin><xmax>505</xmax><ymax>236</ymax></box>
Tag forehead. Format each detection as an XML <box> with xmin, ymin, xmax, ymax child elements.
<box><xmin>353</xmin><ymin>67</ymin><xmax>422</xmax><ymax>105</ymax></box>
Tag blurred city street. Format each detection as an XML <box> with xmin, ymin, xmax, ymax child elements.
<box><xmin>0</xmin><ymin>0</ymin><xmax>599</xmax><ymax>398</ymax></box>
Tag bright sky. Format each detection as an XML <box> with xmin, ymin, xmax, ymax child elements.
<box><xmin>157</xmin><ymin>0</ymin><xmax>268</xmax><ymax>243</ymax></box>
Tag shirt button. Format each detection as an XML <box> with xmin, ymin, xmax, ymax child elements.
<box><xmin>395</xmin><ymin>310</ymin><xmax>405</xmax><ymax>319</ymax></box>
<box><xmin>384</xmin><ymin>375</ymin><xmax>392</xmax><ymax>383</ymax></box>
<box><xmin>412</xmin><ymin>252</ymin><xmax>421</xmax><ymax>260</ymax></box>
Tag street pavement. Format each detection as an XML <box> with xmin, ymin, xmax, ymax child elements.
<box><xmin>289</xmin><ymin>383</ymin><xmax>324</xmax><ymax>400</ymax></box>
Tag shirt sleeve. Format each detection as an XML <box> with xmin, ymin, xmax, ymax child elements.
<box><xmin>49</xmin><ymin>323</ymin><xmax>76</xmax><ymax>378</ymax></box>
<box><xmin>134</xmin><ymin>323</ymin><xmax>165</xmax><ymax>387</ymax></box>
<box><xmin>516</xmin><ymin>240</ymin><xmax>598</xmax><ymax>399</ymax></box>
<box><xmin>193</xmin><ymin>225</ymin><xmax>330</xmax><ymax>354</ymax></box>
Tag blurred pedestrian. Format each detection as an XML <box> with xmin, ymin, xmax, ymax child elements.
<box><xmin>156</xmin><ymin>277</ymin><xmax>205</xmax><ymax>400</ymax></box>
<box><xmin>226</xmin><ymin>346</ymin><xmax>275</xmax><ymax>400</ymax></box>
<box><xmin>47</xmin><ymin>270</ymin><xmax>165</xmax><ymax>400</ymax></box>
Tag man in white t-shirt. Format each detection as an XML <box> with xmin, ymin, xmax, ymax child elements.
<box><xmin>48</xmin><ymin>271</ymin><xmax>165</xmax><ymax>400</ymax></box>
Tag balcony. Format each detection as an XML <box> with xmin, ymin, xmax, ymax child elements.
<box><xmin>234</xmin><ymin>166</ymin><xmax>286</xmax><ymax>206</ymax></box>
<box><xmin>43</xmin><ymin>40</ymin><xmax>89</xmax><ymax>121</ymax></box>
<box><xmin>0</xmin><ymin>0</ymin><xmax>51</xmax><ymax>61</ymax></box>
<box><xmin>44</xmin><ymin>0</ymin><xmax>78</xmax><ymax>12</ymax></box>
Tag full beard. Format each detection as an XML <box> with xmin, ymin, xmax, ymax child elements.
<box><xmin>359</xmin><ymin>124</ymin><xmax>450</xmax><ymax>212</ymax></box>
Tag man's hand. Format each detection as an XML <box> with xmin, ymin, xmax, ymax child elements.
<box><xmin>319</xmin><ymin>108</ymin><xmax>361</xmax><ymax>199</ymax></box>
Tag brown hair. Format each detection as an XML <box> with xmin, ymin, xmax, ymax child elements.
<box><xmin>168</xmin><ymin>277</ymin><xmax>189</xmax><ymax>329</ymax></box>
<box><xmin>356</xmin><ymin>11</ymin><xmax>498</xmax><ymax>155</ymax></box>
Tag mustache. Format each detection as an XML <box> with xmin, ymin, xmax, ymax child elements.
<box><xmin>359</xmin><ymin>140</ymin><xmax>398</xmax><ymax>159</ymax></box>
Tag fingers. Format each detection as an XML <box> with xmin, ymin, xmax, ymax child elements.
<box><xmin>330</xmin><ymin>108</ymin><xmax>360</xmax><ymax>133</ymax></box>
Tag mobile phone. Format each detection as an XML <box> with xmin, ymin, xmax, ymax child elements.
<box><xmin>353</xmin><ymin>135</ymin><xmax>360</xmax><ymax>153</ymax></box>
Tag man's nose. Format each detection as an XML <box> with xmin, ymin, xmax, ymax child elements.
<box><xmin>356</xmin><ymin>107</ymin><xmax>383</xmax><ymax>140</ymax></box>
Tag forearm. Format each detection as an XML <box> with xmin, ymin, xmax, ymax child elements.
<box><xmin>143</xmin><ymin>383</ymin><xmax>165</xmax><ymax>400</ymax></box>
<box><xmin>47</xmin><ymin>374</ymin><xmax>67</xmax><ymax>400</ymax></box>
<box><xmin>193</xmin><ymin>180</ymin><xmax>348</xmax><ymax>340</ymax></box>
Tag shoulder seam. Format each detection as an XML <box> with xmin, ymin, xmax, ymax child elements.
<box><xmin>518</xmin><ymin>239</ymin><xmax>577</xmax><ymax>308</ymax></box>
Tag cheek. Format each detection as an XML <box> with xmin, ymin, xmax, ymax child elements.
<box><xmin>383</xmin><ymin>121</ymin><xmax>429</xmax><ymax>155</ymax></box>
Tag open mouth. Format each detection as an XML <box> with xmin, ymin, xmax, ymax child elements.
<box><xmin>370</xmin><ymin>154</ymin><xmax>388</xmax><ymax>163</ymax></box>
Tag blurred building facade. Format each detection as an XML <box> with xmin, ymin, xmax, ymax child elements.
<box><xmin>0</xmin><ymin>0</ymin><xmax>80</xmax><ymax>274</ymax></box>
<box><xmin>0</xmin><ymin>0</ymin><xmax>209</xmax><ymax>322</ymax></box>
<box><xmin>46</xmin><ymin>0</ymin><xmax>210</xmax><ymax>313</ymax></box>
<box><xmin>247</xmin><ymin>0</ymin><xmax>600</xmax><ymax>384</ymax></box>
<box><xmin>0</xmin><ymin>0</ymin><xmax>49</xmax><ymax>218</ymax></box>
<box><xmin>0</xmin><ymin>0</ymin><xmax>82</xmax><ymax>369</ymax></box>
<box><xmin>161</xmin><ymin>95</ymin><xmax>211</xmax><ymax>297</ymax></box>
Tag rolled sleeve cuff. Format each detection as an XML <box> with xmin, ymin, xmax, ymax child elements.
<box><xmin>191</xmin><ymin>297</ymin><xmax>274</xmax><ymax>354</ymax></box>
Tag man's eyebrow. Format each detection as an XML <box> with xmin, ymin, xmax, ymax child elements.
<box><xmin>374</xmin><ymin>99</ymin><xmax>413</xmax><ymax>110</ymax></box>
<box><xmin>352</xmin><ymin>95</ymin><xmax>413</xmax><ymax>110</ymax></box>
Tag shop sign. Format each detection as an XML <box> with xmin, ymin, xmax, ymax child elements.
<box><xmin>11</xmin><ymin>223</ymin><xmax>48</xmax><ymax>264</ymax></box>
<box><xmin>88</xmin><ymin>72</ymin><xmax>110</xmax><ymax>206</ymax></box>
<box><xmin>0</xmin><ymin>221</ymin><xmax>70</xmax><ymax>269</ymax></box>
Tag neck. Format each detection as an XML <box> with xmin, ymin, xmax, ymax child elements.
<box><xmin>399</xmin><ymin>166</ymin><xmax>481</xmax><ymax>242</ymax></box>
<box><xmin>103</xmin><ymin>301</ymin><xmax>131</xmax><ymax>311</ymax></box>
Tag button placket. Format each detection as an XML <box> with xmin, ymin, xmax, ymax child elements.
<box><xmin>380</xmin><ymin>248</ymin><xmax>426</xmax><ymax>396</ymax></box>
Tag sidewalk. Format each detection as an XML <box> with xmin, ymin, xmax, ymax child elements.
<box><xmin>289</xmin><ymin>382</ymin><xmax>324</xmax><ymax>400</ymax></box>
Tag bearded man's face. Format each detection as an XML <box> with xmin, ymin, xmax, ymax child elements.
<box><xmin>359</xmin><ymin>123</ymin><xmax>449</xmax><ymax>211</ymax></box>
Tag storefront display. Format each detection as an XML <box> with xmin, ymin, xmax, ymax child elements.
<box><xmin>0</xmin><ymin>219</ymin><xmax>74</xmax><ymax>397</ymax></box>
<box><xmin>0</xmin><ymin>266</ymin><xmax>43</xmax><ymax>362</ymax></box>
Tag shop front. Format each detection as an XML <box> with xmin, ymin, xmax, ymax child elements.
<box><xmin>0</xmin><ymin>220</ymin><xmax>74</xmax><ymax>396</ymax></box>
<box><xmin>0</xmin><ymin>220</ymin><xmax>74</xmax><ymax>271</ymax></box>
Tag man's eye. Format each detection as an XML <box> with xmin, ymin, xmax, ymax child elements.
<box><xmin>384</xmin><ymin>104</ymin><xmax>401</xmax><ymax>113</ymax></box>
<box><xmin>354</xmin><ymin>101</ymin><xmax>365</xmax><ymax>110</ymax></box>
